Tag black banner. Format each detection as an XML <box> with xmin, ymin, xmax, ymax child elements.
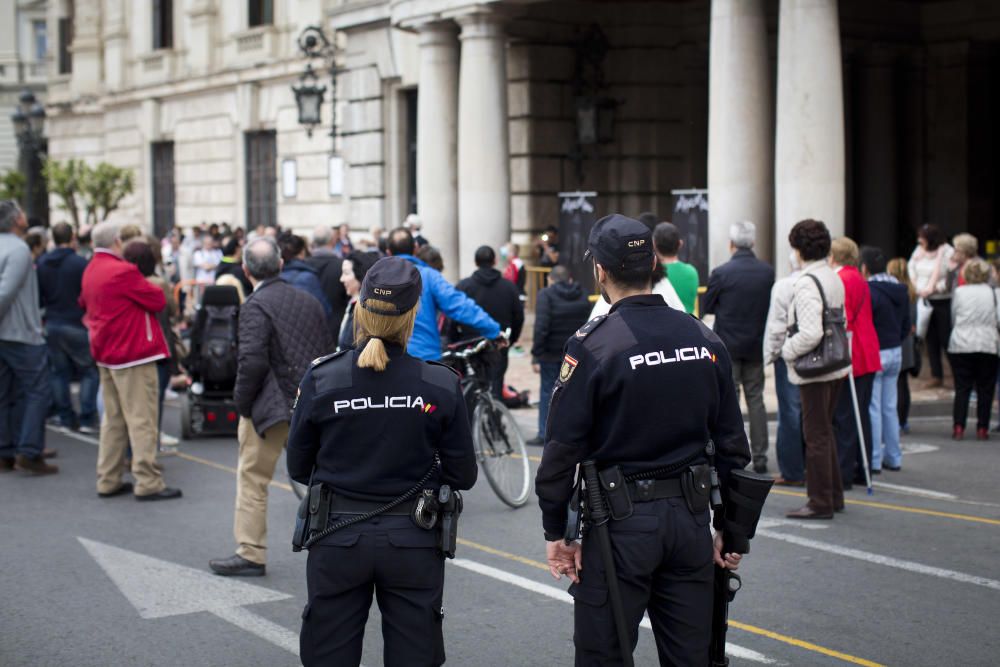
<box><xmin>558</xmin><ymin>191</ymin><xmax>598</xmax><ymax>293</ymax></box>
<box><xmin>670</xmin><ymin>189</ymin><xmax>709</xmax><ymax>284</ymax></box>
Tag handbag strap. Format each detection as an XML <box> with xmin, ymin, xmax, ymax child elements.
<box><xmin>800</xmin><ymin>272</ymin><xmax>830</xmax><ymax>311</ymax></box>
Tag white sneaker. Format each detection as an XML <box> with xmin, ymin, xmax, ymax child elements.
<box><xmin>78</xmin><ymin>424</ymin><xmax>99</xmax><ymax>435</ymax></box>
<box><xmin>160</xmin><ymin>432</ymin><xmax>179</xmax><ymax>446</ymax></box>
<box><xmin>158</xmin><ymin>443</ymin><xmax>179</xmax><ymax>457</ymax></box>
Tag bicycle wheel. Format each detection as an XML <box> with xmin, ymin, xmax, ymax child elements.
<box><xmin>472</xmin><ymin>395</ymin><xmax>531</xmax><ymax>508</ymax></box>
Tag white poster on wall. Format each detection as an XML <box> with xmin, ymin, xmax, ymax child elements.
<box><xmin>328</xmin><ymin>156</ymin><xmax>344</xmax><ymax>197</ymax></box>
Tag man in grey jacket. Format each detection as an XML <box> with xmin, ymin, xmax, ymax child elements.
<box><xmin>209</xmin><ymin>237</ymin><xmax>333</xmax><ymax>576</ymax></box>
<box><xmin>0</xmin><ymin>200</ymin><xmax>56</xmax><ymax>475</ymax></box>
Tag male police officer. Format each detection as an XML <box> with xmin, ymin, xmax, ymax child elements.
<box><xmin>535</xmin><ymin>214</ymin><xmax>751</xmax><ymax>665</ymax></box>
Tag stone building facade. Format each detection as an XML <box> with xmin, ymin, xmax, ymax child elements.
<box><xmin>1</xmin><ymin>0</ymin><xmax>48</xmax><ymax>174</ymax></box>
<box><xmin>46</xmin><ymin>0</ymin><xmax>1000</xmax><ymax>280</ymax></box>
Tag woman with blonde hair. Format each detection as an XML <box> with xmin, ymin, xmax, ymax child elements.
<box><xmin>286</xmin><ymin>256</ymin><xmax>478</xmax><ymax>666</ymax></box>
<box><xmin>887</xmin><ymin>257</ymin><xmax>918</xmax><ymax>433</ymax></box>
<box><xmin>948</xmin><ymin>258</ymin><xmax>1000</xmax><ymax>440</ymax></box>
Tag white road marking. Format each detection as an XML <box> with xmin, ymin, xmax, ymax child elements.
<box><xmin>450</xmin><ymin>558</ymin><xmax>778</xmax><ymax>665</ymax></box>
<box><xmin>756</xmin><ymin>530</ymin><xmax>1000</xmax><ymax>592</ymax></box>
<box><xmin>900</xmin><ymin>443</ymin><xmax>939</xmax><ymax>455</ymax></box>
<box><xmin>78</xmin><ymin>538</ymin><xmax>300</xmax><ymax>656</ymax></box>
<box><xmin>871</xmin><ymin>481</ymin><xmax>957</xmax><ymax>500</ymax></box>
<box><xmin>757</xmin><ymin>518</ymin><xmax>829</xmax><ymax>531</ymax></box>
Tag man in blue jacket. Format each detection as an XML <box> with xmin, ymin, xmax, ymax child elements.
<box><xmin>386</xmin><ymin>228</ymin><xmax>500</xmax><ymax>360</ymax></box>
<box><xmin>37</xmin><ymin>222</ymin><xmax>99</xmax><ymax>433</ymax></box>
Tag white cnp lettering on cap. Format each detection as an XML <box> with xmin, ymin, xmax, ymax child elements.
<box><xmin>373</xmin><ymin>288</ymin><xmax>393</xmax><ymax>296</ymax></box>
<box><xmin>334</xmin><ymin>395</ymin><xmax>426</xmax><ymax>413</ymax></box>
<box><xmin>628</xmin><ymin>347</ymin><xmax>714</xmax><ymax>370</ymax></box>
<box><xmin>627</xmin><ymin>239</ymin><xmax>646</xmax><ymax>248</ymax></box>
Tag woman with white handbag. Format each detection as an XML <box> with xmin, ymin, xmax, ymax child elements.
<box><xmin>908</xmin><ymin>224</ymin><xmax>954</xmax><ymax>389</ymax></box>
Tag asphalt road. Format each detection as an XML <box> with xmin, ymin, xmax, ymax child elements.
<box><xmin>2</xmin><ymin>400</ymin><xmax>999</xmax><ymax>667</ymax></box>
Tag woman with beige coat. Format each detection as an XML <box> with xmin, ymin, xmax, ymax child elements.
<box><xmin>781</xmin><ymin>220</ymin><xmax>852</xmax><ymax>520</ymax></box>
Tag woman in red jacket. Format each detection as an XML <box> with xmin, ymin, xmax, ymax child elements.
<box><xmin>830</xmin><ymin>237</ymin><xmax>882</xmax><ymax>488</ymax></box>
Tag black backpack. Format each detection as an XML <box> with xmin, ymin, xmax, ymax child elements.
<box><xmin>200</xmin><ymin>304</ymin><xmax>238</xmax><ymax>384</ymax></box>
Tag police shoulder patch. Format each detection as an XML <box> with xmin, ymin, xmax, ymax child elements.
<box><xmin>558</xmin><ymin>353</ymin><xmax>579</xmax><ymax>384</ymax></box>
<box><xmin>574</xmin><ymin>314</ymin><xmax>608</xmax><ymax>340</ymax></box>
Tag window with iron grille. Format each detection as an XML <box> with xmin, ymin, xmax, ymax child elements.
<box><xmin>248</xmin><ymin>0</ymin><xmax>273</xmax><ymax>27</ymax></box>
<box><xmin>151</xmin><ymin>142</ymin><xmax>175</xmax><ymax>239</ymax></box>
<box><xmin>153</xmin><ymin>0</ymin><xmax>173</xmax><ymax>50</ymax></box>
<box><xmin>245</xmin><ymin>131</ymin><xmax>277</xmax><ymax>230</ymax></box>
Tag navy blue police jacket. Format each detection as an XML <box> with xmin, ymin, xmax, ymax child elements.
<box><xmin>535</xmin><ymin>294</ymin><xmax>751</xmax><ymax>537</ymax></box>
<box><xmin>287</xmin><ymin>344</ymin><xmax>478</xmax><ymax>500</ymax></box>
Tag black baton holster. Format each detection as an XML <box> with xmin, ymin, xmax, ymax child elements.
<box><xmin>292</xmin><ymin>483</ymin><xmax>333</xmax><ymax>552</ymax></box>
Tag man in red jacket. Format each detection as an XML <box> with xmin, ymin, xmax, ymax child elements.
<box><xmin>830</xmin><ymin>237</ymin><xmax>882</xmax><ymax>488</ymax></box>
<box><xmin>79</xmin><ymin>222</ymin><xmax>181</xmax><ymax>501</ymax></box>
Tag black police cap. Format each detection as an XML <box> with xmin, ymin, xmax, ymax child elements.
<box><xmin>359</xmin><ymin>257</ymin><xmax>422</xmax><ymax>315</ymax></box>
<box><xmin>583</xmin><ymin>214</ymin><xmax>655</xmax><ymax>269</ymax></box>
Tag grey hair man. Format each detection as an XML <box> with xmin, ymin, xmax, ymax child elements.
<box><xmin>91</xmin><ymin>221</ymin><xmax>123</xmax><ymax>255</ymax></box>
<box><xmin>311</xmin><ymin>226</ymin><xmax>335</xmax><ymax>252</ymax></box>
<box><xmin>0</xmin><ymin>200</ymin><xmax>55</xmax><ymax>474</ymax></box>
<box><xmin>703</xmin><ymin>219</ymin><xmax>776</xmax><ymax>473</ymax></box>
<box><xmin>211</xmin><ymin>234</ymin><xmax>333</xmax><ymax>576</ymax></box>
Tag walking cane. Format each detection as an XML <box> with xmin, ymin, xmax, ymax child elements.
<box><xmin>847</xmin><ymin>335</ymin><xmax>874</xmax><ymax>495</ymax></box>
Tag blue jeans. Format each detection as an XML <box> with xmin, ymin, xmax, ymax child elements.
<box><xmin>0</xmin><ymin>341</ymin><xmax>51</xmax><ymax>459</ymax></box>
<box><xmin>46</xmin><ymin>322</ymin><xmax>99</xmax><ymax>428</ymax></box>
<box><xmin>537</xmin><ymin>361</ymin><xmax>561</xmax><ymax>438</ymax></box>
<box><xmin>773</xmin><ymin>359</ymin><xmax>804</xmax><ymax>482</ymax></box>
<box><xmin>870</xmin><ymin>346</ymin><xmax>902</xmax><ymax>470</ymax></box>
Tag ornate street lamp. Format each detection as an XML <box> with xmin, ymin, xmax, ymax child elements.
<box><xmin>9</xmin><ymin>89</ymin><xmax>48</xmax><ymax>224</ymax></box>
<box><xmin>293</xmin><ymin>25</ymin><xmax>338</xmax><ymax>142</ymax></box>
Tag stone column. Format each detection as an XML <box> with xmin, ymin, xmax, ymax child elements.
<box><xmin>455</xmin><ymin>10</ymin><xmax>510</xmax><ymax>279</ymax></box>
<box><xmin>707</xmin><ymin>0</ymin><xmax>773</xmax><ymax>269</ymax></box>
<box><xmin>775</xmin><ymin>0</ymin><xmax>845</xmax><ymax>274</ymax></box>
<box><xmin>187</xmin><ymin>0</ymin><xmax>218</xmax><ymax>75</ymax></box>
<box><xmin>416</xmin><ymin>22</ymin><xmax>460</xmax><ymax>282</ymax></box>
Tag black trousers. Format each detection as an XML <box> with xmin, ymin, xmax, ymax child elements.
<box><xmin>949</xmin><ymin>352</ymin><xmax>1000</xmax><ymax>430</ymax></box>
<box><xmin>301</xmin><ymin>516</ymin><xmax>445</xmax><ymax>667</ymax></box>
<box><xmin>570</xmin><ymin>498</ymin><xmax>713</xmax><ymax>666</ymax></box>
<box><xmin>834</xmin><ymin>373</ymin><xmax>875</xmax><ymax>485</ymax></box>
<box><xmin>925</xmin><ymin>299</ymin><xmax>952</xmax><ymax>380</ymax></box>
<box><xmin>490</xmin><ymin>347</ymin><xmax>510</xmax><ymax>399</ymax></box>
<box><xmin>897</xmin><ymin>372</ymin><xmax>911</xmax><ymax>427</ymax></box>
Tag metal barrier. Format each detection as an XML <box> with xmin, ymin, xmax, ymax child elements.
<box><xmin>525</xmin><ymin>266</ymin><xmax>551</xmax><ymax>311</ymax></box>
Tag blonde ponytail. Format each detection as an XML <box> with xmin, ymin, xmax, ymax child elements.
<box><xmin>353</xmin><ymin>298</ymin><xmax>420</xmax><ymax>372</ymax></box>
<box><xmin>357</xmin><ymin>337</ymin><xmax>390</xmax><ymax>371</ymax></box>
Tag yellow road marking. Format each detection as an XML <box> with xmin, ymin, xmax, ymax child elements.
<box><xmin>174</xmin><ymin>451</ymin><xmax>293</xmax><ymax>492</ymax></box>
<box><xmin>456</xmin><ymin>538</ymin><xmax>882</xmax><ymax>666</ymax></box>
<box><xmin>770</xmin><ymin>488</ymin><xmax>1000</xmax><ymax>526</ymax></box>
<box><xmin>728</xmin><ymin>621</ymin><xmax>885</xmax><ymax>667</ymax></box>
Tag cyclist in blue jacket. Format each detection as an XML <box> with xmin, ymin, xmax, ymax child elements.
<box><xmin>386</xmin><ymin>228</ymin><xmax>501</xmax><ymax>360</ymax></box>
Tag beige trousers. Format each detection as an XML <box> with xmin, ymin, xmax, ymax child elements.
<box><xmin>96</xmin><ymin>363</ymin><xmax>165</xmax><ymax>496</ymax></box>
<box><xmin>234</xmin><ymin>417</ymin><xmax>289</xmax><ymax>564</ymax></box>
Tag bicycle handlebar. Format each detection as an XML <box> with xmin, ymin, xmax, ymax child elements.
<box><xmin>440</xmin><ymin>329</ymin><xmax>510</xmax><ymax>362</ymax></box>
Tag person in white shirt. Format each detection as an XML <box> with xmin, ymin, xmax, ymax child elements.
<box><xmin>192</xmin><ymin>234</ymin><xmax>222</xmax><ymax>285</ymax></box>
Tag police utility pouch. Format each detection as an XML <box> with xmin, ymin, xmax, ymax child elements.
<box><xmin>292</xmin><ymin>483</ymin><xmax>333</xmax><ymax>552</ymax></box>
<box><xmin>598</xmin><ymin>466</ymin><xmax>633</xmax><ymax>520</ymax></box>
<box><xmin>681</xmin><ymin>464</ymin><xmax>713</xmax><ymax>515</ymax></box>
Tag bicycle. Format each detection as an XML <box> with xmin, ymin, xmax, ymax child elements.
<box><xmin>290</xmin><ymin>336</ymin><xmax>531</xmax><ymax>507</ymax></box>
<box><xmin>440</xmin><ymin>335</ymin><xmax>530</xmax><ymax>508</ymax></box>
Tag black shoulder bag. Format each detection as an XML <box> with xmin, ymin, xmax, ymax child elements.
<box><xmin>790</xmin><ymin>273</ymin><xmax>852</xmax><ymax>378</ymax></box>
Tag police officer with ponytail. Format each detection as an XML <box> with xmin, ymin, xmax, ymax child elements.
<box><xmin>535</xmin><ymin>214</ymin><xmax>752</xmax><ymax>665</ymax></box>
<box><xmin>287</xmin><ymin>256</ymin><xmax>478</xmax><ymax>667</ymax></box>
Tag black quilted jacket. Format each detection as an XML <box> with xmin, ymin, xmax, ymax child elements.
<box><xmin>234</xmin><ymin>278</ymin><xmax>334</xmax><ymax>435</ymax></box>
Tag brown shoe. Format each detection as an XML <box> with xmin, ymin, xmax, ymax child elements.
<box><xmin>785</xmin><ymin>505</ymin><xmax>833</xmax><ymax>520</ymax></box>
<box><xmin>42</xmin><ymin>448</ymin><xmax>58</xmax><ymax>459</ymax></box>
<box><xmin>773</xmin><ymin>476</ymin><xmax>805</xmax><ymax>487</ymax></box>
<box><xmin>0</xmin><ymin>457</ymin><xmax>15</xmax><ymax>472</ymax></box>
<box><xmin>14</xmin><ymin>454</ymin><xmax>59</xmax><ymax>475</ymax></box>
